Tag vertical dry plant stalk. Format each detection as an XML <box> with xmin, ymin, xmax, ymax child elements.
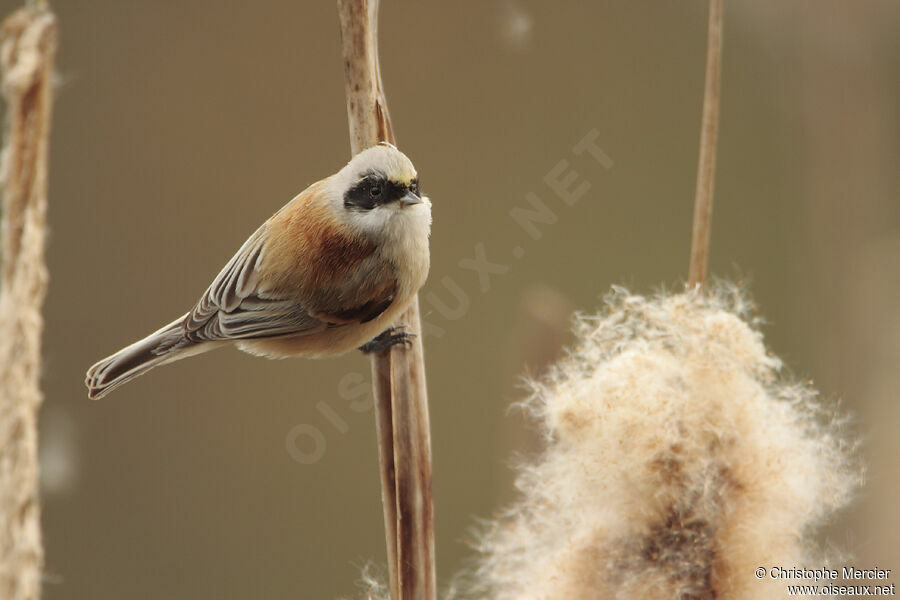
<box><xmin>688</xmin><ymin>0</ymin><xmax>723</xmax><ymax>288</ymax></box>
<box><xmin>0</xmin><ymin>4</ymin><xmax>56</xmax><ymax>600</ymax></box>
<box><xmin>336</xmin><ymin>2</ymin><xmax>436</xmax><ymax>599</ymax></box>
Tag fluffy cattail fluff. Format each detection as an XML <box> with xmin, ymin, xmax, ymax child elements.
<box><xmin>455</xmin><ymin>285</ymin><xmax>861</xmax><ymax>600</ymax></box>
<box><xmin>339</xmin><ymin>563</ymin><xmax>390</xmax><ymax>600</ymax></box>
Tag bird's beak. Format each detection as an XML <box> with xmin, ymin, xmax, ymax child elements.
<box><xmin>399</xmin><ymin>191</ymin><xmax>423</xmax><ymax>208</ymax></box>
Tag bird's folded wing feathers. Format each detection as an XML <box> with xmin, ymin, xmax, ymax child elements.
<box><xmin>180</xmin><ymin>224</ymin><xmax>396</xmax><ymax>344</ymax></box>
<box><xmin>183</xmin><ymin>226</ymin><xmax>327</xmax><ymax>342</ymax></box>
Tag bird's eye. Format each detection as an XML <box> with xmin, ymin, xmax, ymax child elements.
<box><xmin>369</xmin><ymin>185</ymin><xmax>382</xmax><ymax>198</ymax></box>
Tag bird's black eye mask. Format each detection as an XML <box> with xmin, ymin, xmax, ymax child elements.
<box><xmin>344</xmin><ymin>171</ymin><xmax>416</xmax><ymax>211</ymax></box>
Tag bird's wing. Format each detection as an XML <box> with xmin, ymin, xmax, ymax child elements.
<box><xmin>181</xmin><ymin>224</ymin><xmax>396</xmax><ymax>343</ymax></box>
<box><xmin>181</xmin><ymin>225</ymin><xmax>325</xmax><ymax>342</ymax></box>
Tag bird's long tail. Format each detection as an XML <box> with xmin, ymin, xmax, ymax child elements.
<box><xmin>86</xmin><ymin>315</ymin><xmax>206</xmax><ymax>399</ymax></box>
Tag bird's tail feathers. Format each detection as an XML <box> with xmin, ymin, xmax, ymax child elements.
<box><xmin>86</xmin><ymin>315</ymin><xmax>198</xmax><ymax>399</ymax></box>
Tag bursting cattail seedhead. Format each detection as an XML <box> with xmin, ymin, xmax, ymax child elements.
<box><xmin>463</xmin><ymin>285</ymin><xmax>861</xmax><ymax>600</ymax></box>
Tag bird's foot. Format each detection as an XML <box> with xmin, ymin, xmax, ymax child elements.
<box><xmin>359</xmin><ymin>325</ymin><xmax>415</xmax><ymax>354</ymax></box>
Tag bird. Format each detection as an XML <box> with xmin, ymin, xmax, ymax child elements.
<box><xmin>86</xmin><ymin>143</ymin><xmax>431</xmax><ymax>400</ymax></box>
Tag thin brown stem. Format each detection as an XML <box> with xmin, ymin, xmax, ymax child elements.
<box><xmin>0</xmin><ymin>4</ymin><xmax>57</xmax><ymax>600</ymax></box>
<box><xmin>336</xmin><ymin>2</ymin><xmax>436</xmax><ymax>599</ymax></box>
<box><xmin>688</xmin><ymin>0</ymin><xmax>723</xmax><ymax>288</ymax></box>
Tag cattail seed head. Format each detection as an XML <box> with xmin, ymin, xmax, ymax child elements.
<box><xmin>463</xmin><ymin>285</ymin><xmax>861</xmax><ymax>600</ymax></box>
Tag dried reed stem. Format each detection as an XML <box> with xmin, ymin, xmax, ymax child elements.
<box><xmin>688</xmin><ymin>0</ymin><xmax>722</xmax><ymax>288</ymax></box>
<box><xmin>0</xmin><ymin>4</ymin><xmax>57</xmax><ymax>599</ymax></box>
<box><xmin>336</xmin><ymin>2</ymin><xmax>436</xmax><ymax>599</ymax></box>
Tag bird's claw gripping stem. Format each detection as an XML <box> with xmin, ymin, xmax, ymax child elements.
<box><xmin>359</xmin><ymin>325</ymin><xmax>415</xmax><ymax>354</ymax></box>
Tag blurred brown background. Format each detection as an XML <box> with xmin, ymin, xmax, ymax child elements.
<box><xmin>3</xmin><ymin>0</ymin><xmax>896</xmax><ymax>598</ymax></box>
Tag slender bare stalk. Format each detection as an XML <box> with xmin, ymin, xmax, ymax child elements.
<box><xmin>0</xmin><ymin>4</ymin><xmax>57</xmax><ymax>599</ymax></box>
<box><xmin>688</xmin><ymin>0</ymin><xmax>723</xmax><ymax>288</ymax></box>
<box><xmin>336</xmin><ymin>2</ymin><xmax>436</xmax><ymax>599</ymax></box>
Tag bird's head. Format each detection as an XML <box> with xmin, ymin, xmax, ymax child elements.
<box><xmin>333</xmin><ymin>143</ymin><xmax>431</xmax><ymax>240</ymax></box>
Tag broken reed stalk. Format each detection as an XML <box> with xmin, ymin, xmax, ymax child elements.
<box><xmin>688</xmin><ymin>0</ymin><xmax>723</xmax><ymax>288</ymax></box>
<box><xmin>0</xmin><ymin>4</ymin><xmax>57</xmax><ymax>600</ymax></box>
<box><xmin>336</xmin><ymin>2</ymin><xmax>436</xmax><ymax>600</ymax></box>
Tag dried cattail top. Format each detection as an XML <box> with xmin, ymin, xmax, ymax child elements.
<box><xmin>462</xmin><ymin>285</ymin><xmax>861</xmax><ymax>600</ymax></box>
